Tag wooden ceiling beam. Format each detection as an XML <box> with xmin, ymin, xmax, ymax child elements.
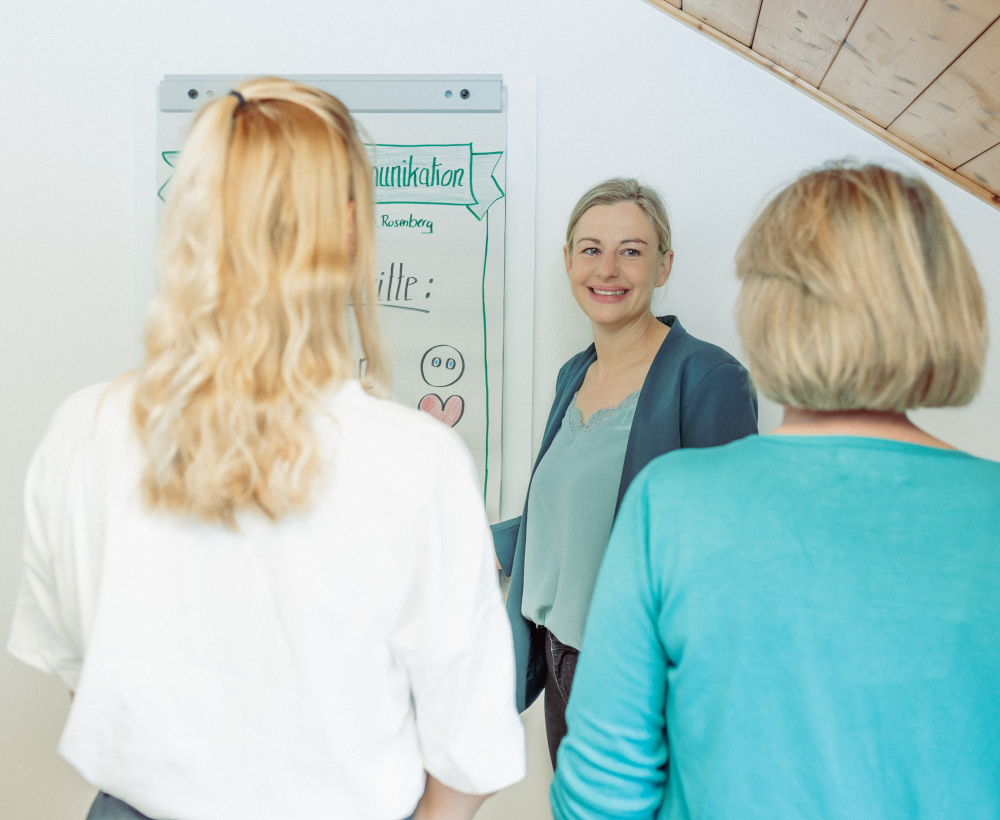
<box><xmin>888</xmin><ymin>16</ymin><xmax>1000</xmax><ymax>167</ymax></box>
<box><xmin>683</xmin><ymin>0</ymin><xmax>765</xmax><ymax>46</ymax></box>
<box><xmin>820</xmin><ymin>0</ymin><xmax>1000</xmax><ymax>129</ymax></box>
<box><xmin>959</xmin><ymin>142</ymin><xmax>1000</xmax><ymax>195</ymax></box>
<box><xmin>641</xmin><ymin>0</ymin><xmax>1000</xmax><ymax>210</ymax></box>
<box><xmin>752</xmin><ymin>0</ymin><xmax>867</xmax><ymax>88</ymax></box>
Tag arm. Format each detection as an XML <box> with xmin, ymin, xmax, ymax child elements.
<box><xmin>391</xmin><ymin>436</ymin><xmax>526</xmax><ymax>803</ymax></box>
<box><xmin>7</xmin><ymin>419</ymin><xmax>84</xmax><ymax>692</ymax></box>
<box><xmin>412</xmin><ymin>774</ymin><xmax>493</xmax><ymax>820</ymax></box>
<box><xmin>681</xmin><ymin>361</ymin><xmax>758</xmax><ymax>448</ymax></box>
<box><xmin>550</xmin><ymin>477</ymin><xmax>669</xmax><ymax>820</ymax></box>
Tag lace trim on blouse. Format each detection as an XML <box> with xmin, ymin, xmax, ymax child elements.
<box><xmin>568</xmin><ymin>389</ymin><xmax>640</xmax><ymax>432</ymax></box>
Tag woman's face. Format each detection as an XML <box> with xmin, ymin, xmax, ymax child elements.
<box><xmin>564</xmin><ymin>202</ymin><xmax>673</xmax><ymax>331</ymax></box>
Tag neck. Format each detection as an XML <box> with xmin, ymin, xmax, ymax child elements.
<box><xmin>773</xmin><ymin>407</ymin><xmax>953</xmax><ymax>449</ymax></box>
<box><xmin>591</xmin><ymin>312</ymin><xmax>666</xmax><ymax>373</ymax></box>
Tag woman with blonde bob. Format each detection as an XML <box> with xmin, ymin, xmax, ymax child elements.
<box><xmin>8</xmin><ymin>78</ymin><xmax>524</xmax><ymax>820</ymax></box>
<box><xmin>551</xmin><ymin>164</ymin><xmax>1000</xmax><ymax>819</ymax></box>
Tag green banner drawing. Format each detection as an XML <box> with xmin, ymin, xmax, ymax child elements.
<box><xmin>467</xmin><ymin>151</ymin><xmax>505</xmax><ymax>221</ymax></box>
<box><xmin>367</xmin><ymin>143</ymin><xmax>473</xmax><ymax>206</ymax></box>
<box><xmin>159</xmin><ymin>144</ymin><xmax>504</xmax><ymax>218</ymax></box>
<box><xmin>157</xmin><ymin>151</ymin><xmax>180</xmax><ymax>202</ymax></box>
<box><xmin>366</xmin><ymin>143</ymin><xmax>504</xmax><ymax>218</ymax></box>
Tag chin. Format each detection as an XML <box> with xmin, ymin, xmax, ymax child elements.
<box><xmin>590</xmin><ymin>308</ymin><xmax>635</xmax><ymax>327</ymax></box>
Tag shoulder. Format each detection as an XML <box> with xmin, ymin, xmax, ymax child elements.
<box><xmin>960</xmin><ymin>455</ymin><xmax>1000</xmax><ymax>503</ymax></box>
<box><xmin>25</xmin><ymin>378</ymin><xmax>136</xmax><ymax>509</ymax></box>
<box><xmin>633</xmin><ymin>435</ymin><xmax>763</xmax><ymax>505</ymax></box>
<box><xmin>47</xmin><ymin>381</ymin><xmax>113</xmax><ymax>433</ymax></box>
<box><xmin>556</xmin><ymin>346</ymin><xmax>596</xmax><ymax>391</ymax></box>
<box><xmin>969</xmin><ymin>453</ymin><xmax>1000</xmax><ymax>477</ymax></box>
<box><xmin>613</xmin><ymin>439</ymin><xmax>767</xmax><ymax>578</ymax></box>
<box><xmin>655</xmin><ymin>321</ymin><xmax>753</xmax><ymax>412</ymax></box>
<box><xmin>663</xmin><ymin>321</ymin><xmax>746</xmax><ymax>381</ymax></box>
<box><xmin>35</xmin><ymin>379</ymin><xmax>132</xmax><ymax>460</ymax></box>
<box><xmin>328</xmin><ymin>381</ymin><xmax>476</xmax><ymax>476</ymax></box>
<box><xmin>326</xmin><ymin>385</ymin><xmax>485</xmax><ymax>535</ymax></box>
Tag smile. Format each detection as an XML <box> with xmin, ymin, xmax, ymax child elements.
<box><xmin>590</xmin><ymin>288</ymin><xmax>628</xmax><ymax>296</ymax></box>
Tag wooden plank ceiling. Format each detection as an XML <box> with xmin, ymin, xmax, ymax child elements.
<box><xmin>645</xmin><ymin>0</ymin><xmax>1000</xmax><ymax>210</ymax></box>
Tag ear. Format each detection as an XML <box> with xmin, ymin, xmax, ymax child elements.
<box><xmin>655</xmin><ymin>250</ymin><xmax>674</xmax><ymax>288</ymax></box>
<box><xmin>563</xmin><ymin>244</ymin><xmax>572</xmax><ymax>274</ymax></box>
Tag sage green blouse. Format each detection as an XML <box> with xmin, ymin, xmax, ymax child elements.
<box><xmin>521</xmin><ymin>390</ymin><xmax>639</xmax><ymax>650</ymax></box>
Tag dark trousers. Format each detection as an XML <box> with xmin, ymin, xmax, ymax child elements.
<box><xmin>543</xmin><ymin>628</ymin><xmax>580</xmax><ymax>770</ymax></box>
<box><xmin>87</xmin><ymin>791</ymin><xmax>414</xmax><ymax>819</ymax></box>
<box><xmin>87</xmin><ymin>793</ymin><xmax>153</xmax><ymax>820</ymax></box>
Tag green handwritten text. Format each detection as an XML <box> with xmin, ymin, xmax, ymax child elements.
<box><xmin>381</xmin><ymin>214</ymin><xmax>434</xmax><ymax>234</ymax></box>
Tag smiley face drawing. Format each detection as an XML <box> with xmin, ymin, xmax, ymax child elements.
<box><xmin>420</xmin><ymin>345</ymin><xmax>465</xmax><ymax>387</ymax></box>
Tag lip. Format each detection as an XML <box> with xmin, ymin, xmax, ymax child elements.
<box><xmin>588</xmin><ymin>286</ymin><xmax>630</xmax><ymax>303</ymax></box>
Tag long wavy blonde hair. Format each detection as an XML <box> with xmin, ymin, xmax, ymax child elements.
<box><xmin>134</xmin><ymin>77</ymin><xmax>386</xmax><ymax>526</ymax></box>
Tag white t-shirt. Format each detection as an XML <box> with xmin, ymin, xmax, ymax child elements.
<box><xmin>7</xmin><ymin>378</ymin><xmax>525</xmax><ymax>820</ymax></box>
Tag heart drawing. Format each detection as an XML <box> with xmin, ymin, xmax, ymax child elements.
<box><xmin>418</xmin><ymin>394</ymin><xmax>465</xmax><ymax>427</ymax></box>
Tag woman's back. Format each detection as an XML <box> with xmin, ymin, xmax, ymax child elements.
<box><xmin>10</xmin><ymin>378</ymin><xmax>524</xmax><ymax>820</ymax></box>
<box><xmin>556</xmin><ymin>434</ymin><xmax>1000</xmax><ymax>819</ymax></box>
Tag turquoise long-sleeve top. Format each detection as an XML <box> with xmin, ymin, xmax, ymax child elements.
<box><xmin>551</xmin><ymin>434</ymin><xmax>1000</xmax><ymax>820</ymax></box>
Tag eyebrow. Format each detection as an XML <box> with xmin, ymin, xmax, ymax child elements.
<box><xmin>577</xmin><ymin>237</ymin><xmax>649</xmax><ymax>246</ymax></box>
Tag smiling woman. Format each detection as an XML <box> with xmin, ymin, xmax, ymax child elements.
<box><xmin>490</xmin><ymin>178</ymin><xmax>760</xmax><ymax>767</ymax></box>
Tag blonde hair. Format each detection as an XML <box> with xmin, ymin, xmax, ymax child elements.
<box><xmin>736</xmin><ymin>163</ymin><xmax>987</xmax><ymax>412</ymax></box>
<box><xmin>134</xmin><ymin>77</ymin><xmax>386</xmax><ymax>526</ymax></box>
<box><xmin>566</xmin><ymin>178</ymin><xmax>672</xmax><ymax>255</ymax></box>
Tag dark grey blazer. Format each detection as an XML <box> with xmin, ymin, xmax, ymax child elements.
<box><xmin>492</xmin><ymin>316</ymin><xmax>759</xmax><ymax>712</ymax></box>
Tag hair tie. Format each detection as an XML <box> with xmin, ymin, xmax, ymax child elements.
<box><xmin>229</xmin><ymin>90</ymin><xmax>246</xmax><ymax>108</ymax></box>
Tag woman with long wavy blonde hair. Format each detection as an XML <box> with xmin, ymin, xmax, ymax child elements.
<box><xmin>8</xmin><ymin>77</ymin><xmax>524</xmax><ymax>820</ymax></box>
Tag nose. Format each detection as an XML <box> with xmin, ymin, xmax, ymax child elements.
<box><xmin>598</xmin><ymin>251</ymin><xmax>617</xmax><ymax>279</ymax></box>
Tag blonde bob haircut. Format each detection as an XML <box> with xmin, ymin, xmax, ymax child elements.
<box><xmin>133</xmin><ymin>77</ymin><xmax>386</xmax><ymax>526</ymax></box>
<box><xmin>736</xmin><ymin>163</ymin><xmax>986</xmax><ymax>412</ymax></box>
<box><xmin>566</xmin><ymin>178</ymin><xmax>672</xmax><ymax>256</ymax></box>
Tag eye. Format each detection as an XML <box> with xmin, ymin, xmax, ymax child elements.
<box><xmin>446</xmin><ymin>358</ymin><xmax>456</xmax><ymax>370</ymax></box>
<box><xmin>432</xmin><ymin>357</ymin><xmax>442</xmax><ymax>367</ymax></box>
<box><xmin>622</xmin><ymin>248</ymin><xmax>640</xmax><ymax>257</ymax></box>
<box><xmin>581</xmin><ymin>247</ymin><xmax>599</xmax><ymax>255</ymax></box>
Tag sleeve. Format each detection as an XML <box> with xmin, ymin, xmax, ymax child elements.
<box><xmin>550</xmin><ymin>476</ymin><xmax>669</xmax><ymax>820</ymax></box>
<box><xmin>681</xmin><ymin>361</ymin><xmax>758</xmax><ymax>448</ymax></box>
<box><xmin>390</xmin><ymin>435</ymin><xmax>526</xmax><ymax>794</ymax></box>
<box><xmin>490</xmin><ymin>517</ymin><xmax>521</xmax><ymax>577</ymax></box>
<box><xmin>6</xmin><ymin>423</ymin><xmax>84</xmax><ymax>691</ymax></box>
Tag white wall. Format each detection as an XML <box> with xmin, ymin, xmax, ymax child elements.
<box><xmin>2</xmin><ymin>0</ymin><xmax>999</xmax><ymax>817</ymax></box>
